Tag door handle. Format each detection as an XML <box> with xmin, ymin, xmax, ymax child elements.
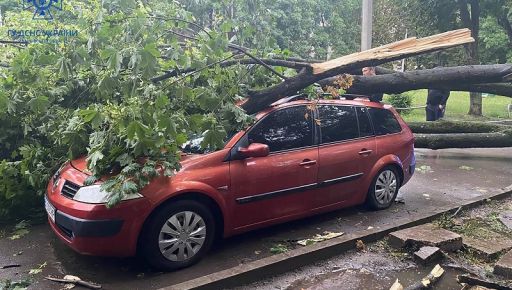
<box><xmin>299</xmin><ymin>159</ymin><xmax>317</xmax><ymax>166</ymax></box>
<box><xmin>358</xmin><ymin>149</ymin><xmax>373</xmax><ymax>155</ymax></box>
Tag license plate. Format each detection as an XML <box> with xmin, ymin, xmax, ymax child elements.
<box><xmin>45</xmin><ymin>196</ymin><xmax>56</xmax><ymax>223</ymax></box>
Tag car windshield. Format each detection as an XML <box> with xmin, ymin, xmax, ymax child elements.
<box><xmin>181</xmin><ymin>131</ymin><xmax>237</xmax><ymax>154</ymax></box>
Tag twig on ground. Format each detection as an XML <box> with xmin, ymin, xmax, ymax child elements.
<box><xmin>1</xmin><ymin>264</ymin><xmax>20</xmax><ymax>269</ymax></box>
<box><xmin>457</xmin><ymin>274</ymin><xmax>512</xmax><ymax>290</ymax></box>
<box><xmin>45</xmin><ymin>276</ymin><xmax>102</xmax><ymax>289</ymax></box>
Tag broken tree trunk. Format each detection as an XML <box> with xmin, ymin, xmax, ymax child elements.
<box><xmin>319</xmin><ymin>64</ymin><xmax>512</xmax><ymax>97</ymax></box>
<box><xmin>240</xmin><ymin>29</ymin><xmax>475</xmax><ymax>114</ymax></box>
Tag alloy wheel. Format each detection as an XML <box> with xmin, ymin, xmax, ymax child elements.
<box><xmin>374</xmin><ymin>170</ymin><xmax>397</xmax><ymax>205</ymax></box>
<box><xmin>158</xmin><ymin>211</ymin><xmax>206</xmax><ymax>262</ymax></box>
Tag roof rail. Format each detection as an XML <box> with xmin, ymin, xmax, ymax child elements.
<box><xmin>270</xmin><ymin>94</ymin><xmax>308</xmax><ymax>106</ymax></box>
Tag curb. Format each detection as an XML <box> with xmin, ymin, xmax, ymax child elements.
<box><xmin>161</xmin><ymin>185</ymin><xmax>512</xmax><ymax>290</ymax></box>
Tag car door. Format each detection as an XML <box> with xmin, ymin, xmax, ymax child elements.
<box><xmin>230</xmin><ymin>105</ymin><xmax>319</xmax><ymax>228</ymax></box>
<box><xmin>316</xmin><ymin>105</ymin><xmax>377</xmax><ymax>206</ymax></box>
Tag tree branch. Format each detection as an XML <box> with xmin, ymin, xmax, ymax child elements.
<box><xmin>152</xmin><ymin>58</ymin><xmax>310</xmax><ymax>82</ymax></box>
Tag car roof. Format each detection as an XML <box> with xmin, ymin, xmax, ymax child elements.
<box><xmin>254</xmin><ymin>98</ymin><xmax>393</xmax><ymax>120</ymax></box>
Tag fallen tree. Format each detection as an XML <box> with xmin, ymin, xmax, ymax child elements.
<box><xmin>409</xmin><ymin>121</ymin><xmax>512</xmax><ymax>149</ymax></box>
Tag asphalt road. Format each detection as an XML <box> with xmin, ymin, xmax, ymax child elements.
<box><xmin>1</xmin><ymin>148</ymin><xmax>511</xmax><ymax>290</ymax></box>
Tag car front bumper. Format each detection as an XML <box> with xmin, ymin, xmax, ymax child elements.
<box><xmin>46</xmin><ymin>165</ymin><xmax>153</xmax><ymax>257</ymax></box>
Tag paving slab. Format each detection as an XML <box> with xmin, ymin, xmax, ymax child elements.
<box><xmin>499</xmin><ymin>211</ymin><xmax>512</xmax><ymax>230</ymax></box>
<box><xmin>462</xmin><ymin>235</ymin><xmax>512</xmax><ymax>261</ymax></box>
<box><xmin>388</xmin><ymin>223</ymin><xmax>462</xmax><ymax>252</ymax></box>
<box><xmin>494</xmin><ymin>249</ymin><xmax>512</xmax><ymax>279</ymax></box>
<box><xmin>413</xmin><ymin>246</ymin><xmax>442</xmax><ymax>265</ymax></box>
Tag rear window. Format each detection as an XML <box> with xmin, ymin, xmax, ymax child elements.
<box><xmin>355</xmin><ymin>106</ymin><xmax>373</xmax><ymax>137</ymax></box>
<box><xmin>318</xmin><ymin>105</ymin><xmax>358</xmax><ymax>143</ymax></box>
<box><xmin>368</xmin><ymin>108</ymin><xmax>402</xmax><ymax>135</ymax></box>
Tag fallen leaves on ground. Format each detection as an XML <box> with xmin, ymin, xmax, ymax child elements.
<box><xmin>459</xmin><ymin>165</ymin><xmax>474</xmax><ymax>171</ymax></box>
<box><xmin>29</xmin><ymin>262</ymin><xmax>47</xmax><ymax>275</ymax></box>
<box><xmin>270</xmin><ymin>243</ymin><xmax>288</xmax><ymax>254</ymax></box>
<box><xmin>416</xmin><ymin>165</ymin><xmax>433</xmax><ymax>174</ymax></box>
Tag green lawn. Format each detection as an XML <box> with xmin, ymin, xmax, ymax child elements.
<box><xmin>383</xmin><ymin>90</ymin><xmax>512</xmax><ymax>122</ymax></box>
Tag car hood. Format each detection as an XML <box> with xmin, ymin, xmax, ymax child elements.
<box><xmin>70</xmin><ymin>152</ymin><xmax>213</xmax><ymax>175</ymax></box>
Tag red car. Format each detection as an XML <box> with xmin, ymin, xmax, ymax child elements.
<box><xmin>45</xmin><ymin>98</ymin><xmax>415</xmax><ymax>270</ymax></box>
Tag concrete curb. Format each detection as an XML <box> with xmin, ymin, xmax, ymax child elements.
<box><xmin>161</xmin><ymin>185</ymin><xmax>512</xmax><ymax>290</ymax></box>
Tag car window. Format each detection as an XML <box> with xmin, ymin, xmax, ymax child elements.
<box><xmin>355</xmin><ymin>106</ymin><xmax>374</xmax><ymax>137</ymax></box>
<box><xmin>318</xmin><ymin>105</ymin><xmax>358</xmax><ymax>143</ymax></box>
<box><xmin>368</xmin><ymin>108</ymin><xmax>402</xmax><ymax>135</ymax></box>
<box><xmin>248</xmin><ymin>106</ymin><xmax>313</xmax><ymax>152</ymax></box>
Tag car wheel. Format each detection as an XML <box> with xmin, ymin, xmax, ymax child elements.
<box><xmin>366</xmin><ymin>166</ymin><xmax>400</xmax><ymax>210</ymax></box>
<box><xmin>141</xmin><ymin>200</ymin><xmax>215</xmax><ymax>271</ymax></box>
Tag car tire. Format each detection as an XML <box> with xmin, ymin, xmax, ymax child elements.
<box><xmin>366</xmin><ymin>166</ymin><xmax>401</xmax><ymax>210</ymax></box>
<box><xmin>140</xmin><ymin>199</ymin><xmax>216</xmax><ymax>271</ymax></box>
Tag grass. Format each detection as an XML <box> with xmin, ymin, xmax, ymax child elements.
<box><xmin>383</xmin><ymin>90</ymin><xmax>512</xmax><ymax>122</ymax></box>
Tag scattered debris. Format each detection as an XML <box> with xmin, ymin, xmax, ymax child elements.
<box><xmin>413</xmin><ymin>246</ymin><xmax>442</xmax><ymax>265</ymax></box>
<box><xmin>0</xmin><ymin>278</ymin><xmax>31</xmax><ymax>290</ymax></box>
<box><xmin>45</xmin><ymin>275</ymin><xmax>102</xmax><ymax>289</ymax></box>
<box><xmin>459</xmin><ymin>165</ymin><xmax>474</xmax><ymax>171</ymax></box>
<box><xmin>389</xmin><ymin>223</ymin><xmax>462</xmax><ymax>252</ymax></box>
<box><xmin>8</xmin><ymin>220</ymin><xmax>30</xmax><ymax>240</ymax></box>
<box><xmin>13</xmin><ymin>251</ymin><xmax>23</xmax><ymax>256</ymax></box>
<box><xmin>450</xmin><ymin>206</ymin><xmax>463</xmax><ymax>218</ymax></box>
<box><xmin>494</xmin><ymin>249</ymin><xmax>512</xmax><ymax>279</ymax></box>
<box><xmin>389</xmin><ymin>264</ymin><xmax>445</xmax><ymax>290</ymax></box>
<box><xmin>296</xmin><ymin>231</ymin><xmax>344</xmax><ymax>246</ymax></box>
<box><xmin>395</xmin><ymin>196</ymin><xmax>405</xmax><ymax>204</ymax></box>
<box><xmin>416</xmin><ymin>165</ymin><xmax>433</xmax><ymax>174</ymax></box>
<box><xmin>29</xmin><ymin>262</ymin><xmax>46</xmax><ymax>275</ymax></box>
<box><xmin>390</xmin><ymin>279</ymin><xmax>404</xmax><ymax>290</ymax></box>
<box><xmin>356</xmin><ymin>240</ymin><xmax>366</xmax><ymax>252</ymax></box>
<box><xmin>0</xmin><ymin>264</ymin><xmax>20</xmax><ymax>269</ymax></box>
<box><xmin>406</xmin><ymin>264</ymin><xmax>444</xmax><ymax>290</ymax></box>
<box><xmin>367</xmin><ymin>226</ymin><xmax>374</xmax><ymax>230</ymax></box>
<box><xmin>254</xmin><ymin>250</ymin><xmax>261</xmax><ymax>255</ymax></box>
<box><xmin>270</xmin><ymin>243</ymin><xmax>288</xmax><ymax>254</ymax></box>
<box><xmin>457</xmin><ymin>274</ymin><xmax>512</xmax><ymax>290</ymax></box>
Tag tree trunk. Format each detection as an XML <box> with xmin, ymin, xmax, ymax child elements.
<box><xmin>319</xmin><ymin>64</ymin><xmax>512</xmax><ymax>97</ymax></box>
<box><xmin>458</xmin><ymin>0</ymin><xmax>482</xmax><ymax>116</ymax></box>
<box><xmin>414</xmin><ymin>131</ymin><xmax>512</xmax><ymax>149</ymax></box>
<box><xmin>468</xmin><ymin>91</ymin><xmax>483</xmax><ymax>115</ymax></box>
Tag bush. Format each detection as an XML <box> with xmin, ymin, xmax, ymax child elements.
<box><xmin>387</xmin><ymin>93</ymin><xmax>413</xmax><ymax>115</ymax></box>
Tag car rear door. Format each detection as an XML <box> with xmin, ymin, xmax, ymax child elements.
<box><xmin>229</xmin><ymin>105</ymin><xmax>319</xmax><ymax>228</ymax></box>
<box><xmin>316</xmin><ymin>105</ymin><xmax>377</xmax><ymax>206</ymax></box>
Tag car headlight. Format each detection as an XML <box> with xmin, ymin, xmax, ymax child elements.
<box><xmin>73</xmin><ymin>185</ymin><xmax>143</xmax><ymax>204</ymax></box>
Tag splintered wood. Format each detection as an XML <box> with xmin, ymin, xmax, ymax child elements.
<box><xmin>311</xmin><ymin>29</ymin><xmax>474</xmax><ymax>75</ymax></box>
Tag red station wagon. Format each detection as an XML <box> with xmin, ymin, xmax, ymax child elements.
<box><xmin>45</xmin><ymin>97</ymin><xmax>416</xmax><ymax>270</ymax></box>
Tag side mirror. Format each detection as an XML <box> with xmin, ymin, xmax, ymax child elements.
<box><xmin>238</xmin><ymin>143</ymin><xmax>270</xmax><ymax>158</ymax></box>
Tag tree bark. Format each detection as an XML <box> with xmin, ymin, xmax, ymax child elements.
<box><xmin>414</xmin><ymin>131</ymin><xmax>512</xmax><ymax>149</ymax></box>
<box><xmin>407</xmin><ymin>120</ymin><xmax>506</xmax><ymax>134</ymax></box>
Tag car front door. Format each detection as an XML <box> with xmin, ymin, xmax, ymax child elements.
<box><xmin>316</xmin><ymin>105</ymin><xmax>377</xmax><ymax>206</ymax></box>
<box><xmin>229</xmin><ymin>105</ymin><xmax>319</xmax><ymax>229</ymax></box>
